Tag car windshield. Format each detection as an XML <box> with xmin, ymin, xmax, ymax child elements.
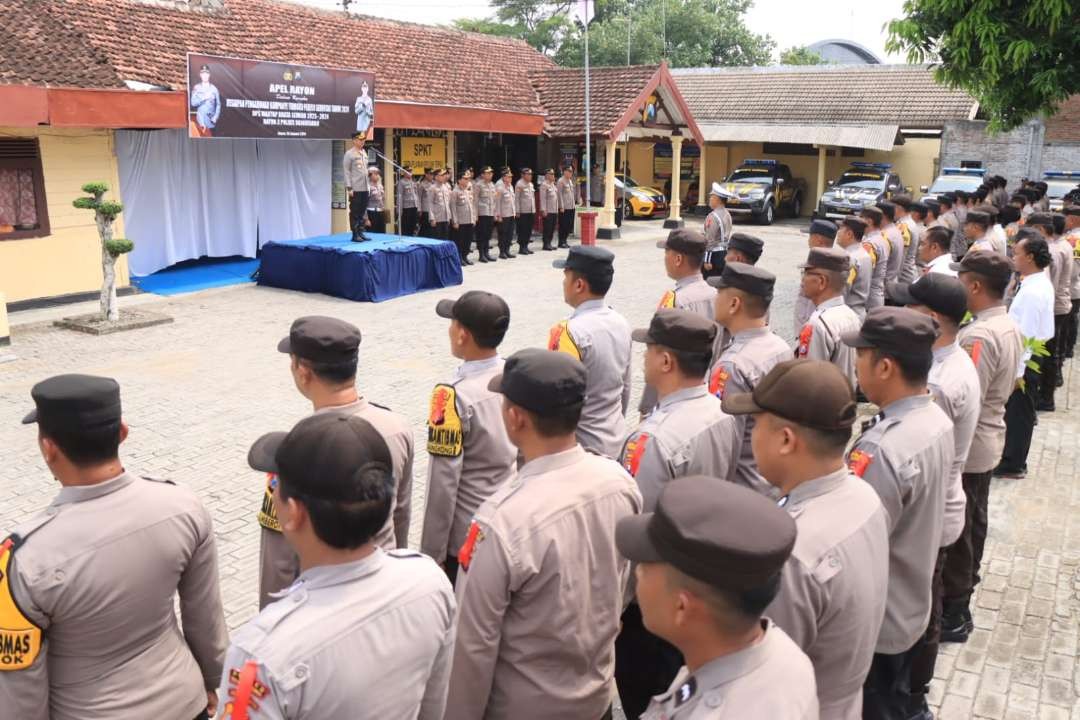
<box><xmin>928</xmin><ymin>175</ymin><xmax>984</xmax><ymax>193</ymax></box>
<box><xmin>1044</xmin><ymin>179</ymin><xmax>1079</xmax><ymax>199</ymax></box>
<box><xmin>727</xmin><ymin>168</ymin><xmax>773</xmax><ymax>184</ymax></box>
<box><xmin>834</xmin><ymin>171</ymin><xmax>885</xmax><ymax>190</ymax></box>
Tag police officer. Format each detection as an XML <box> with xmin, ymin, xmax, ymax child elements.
<box><xmin>549</xmin><ymin>246</ymin><xmax>633</xmax><ymax>458</ymax></box>
<box><xmin>418</xmin><ymin>167</ymin><xmax>434</xmax><ymax>238</ymax></box>
<box><xmin>703</xmin><ymin>183</ymin><xmax>733</xmax><ymax>279</ymax></box>
<box><xmin>473</xmin><ymin>165</ymin><xmax>498</xmax><ymax>262</ymax></box>
<box><xmin>923</xmin><ymin>197</ymin><xmax>944</xmax><ymax>228</ymax></box>
<box><xmin>446</xmin><ymin>349</ymin><xmax>642</xmax><ymax>720</ymax></box>
<box><xmin>938</xmin><ymin>193</ymin><xmax>963</xmax><ymax>257</ymax></box>
<box><xmin>962</xmin><ymin>210</ymin><xmax>996</xmax><ymax>256</ymax></box>
<box><xmin>723</xmin><ymin>360</ymin><xmax>889</xmax><ymax>720</ymax></box>
<box><xmin>429</xmin><ymin>168</ymin><xmax>452</xmax><ymax>240</ymax></box>
<box><xmin>835</xmin><ymin>216</ymin><xmax>872</xmax><ymax>320</ymax></box>
<box><xmin>859</xmin><ymin>206</ymin><xmax>891</xmax><ymax>309</ymax></box>
<box><xmin>344</xmin><ymin>132</ymin><xmax>370</xmax><ymax>242</ymax></box>
<box><xmin>1064</xmin><ymin>206</ymin><xmax>1080</xmax><ymax>358</ymax></box>
<box><xmin>450</xmin><ymin>171</ymin><xmax>475</xmax><ymax>266</ymax></box>
<box><xmin>795</xmin><ymin>247</ymin><xmax>861</xmax><ymax>386</ymax></box>
<box><xmin>893</xmin><ymin>195</ymin><xmax>921</xmax><ymax>283</ymax></box>
<box><xmin>366</xmin><ymin>167</ymin><xmax>386</xmax><ymax>234</ymax></box>
<box><xmin>226</xmin><ymin>413</ymin><xmax>455</xmax><ymax>720</ymax></box>
<box><xmin>515</xmin><ymin>167</ymin><xmax>537</xmax><ymax>255</ymax></box>
<box><xmin>793</xmin><ymin>218</ymin><xmax>839</xmax><ymax>331</ymax></box>
<box><xmin>538</xmin><ymin>168</ymin><xmax>559</xmax><ymax>251</ymax></box>
<box><xmin>840</xmin><ymin>307</ymin><xmax>955</xmax><ymax>719</ymax></box>
<box><xmin>616</xmin><ymin>476</ymin><xmax>818</xmax><ymax>719</ymax></box>
<box><xmin>3</xmin><ymin>374</ymin><xmax>227</xmax><ymax>720</ymax></box>
<box><xmin>1045</xmin><ymin>212</ymin><xmax>1074</xmax><ymax>407</ymax></box>
<box><xmin>557</xmin><ymin>165</ymin><xmax>578</xmax><ymax>248</ymax></box>
<box><xmin>941</xmin><ymin>252</ymin><xmax>1023</xmax><ymax>643</ymax></box>
<box><xmin>397</xmin><ymin>167</ymin><xmax>420</xmax><ymax>237</ymax></box>
<box><xmin>706</xmin><ymin>263</ymin><xmax>791</xmax><ymax>496</ymax></box>
<box><xmin>258</xmin><ymin>316</ymin><xmax>414</xmax><ymax>609</ymax></box>
<box><xmin>877</xmin><ymin>201</ymin><xmax>905</xmax><ymax>284</ymax></box>
<box><xmin>723</xmin><ymin>232</ymin><xmax>764</xmax><ymax>266</ymax></box>
<box><xmin>494</xmin><ymin>167</ymin><xmax>518</xmax><ymax>259</ymax></box>
<box><xmin>421</xmin><ymin>291</ymin><xmax>516</xmax><ymax>584</ymax></box>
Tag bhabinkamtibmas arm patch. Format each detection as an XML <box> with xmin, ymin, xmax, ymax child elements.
<box><xmin>547</xmin><ymin>321</ymin><xmax>582</xmax><ymax>360</ymax></box>
<box><xmin>257</xmin><ymin>474</ymin><xmax>281</xmax><ymax>532</ymax></box>
<box><xmin>0</xmin><ymin>537</ymin><xmax>42</xmax><ymax>671</ymax></box>
<box><xmin>428</xmin><ymin>385</ymin><xmax>464</xmax><ymax>457</ymax></box>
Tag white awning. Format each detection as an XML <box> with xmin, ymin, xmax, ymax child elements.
<box><xmin>698</xmin><ymin>123</ymin><xmax>902</xmax><ymax>151</ymax></box>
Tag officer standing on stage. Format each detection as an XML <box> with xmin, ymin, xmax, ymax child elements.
<box><xmin>795</xmin><ymin>247</ymin><xmax>861</xmax><ymax>387</ymax></box>
<box><xmin>859</xmin><ymin>206</ymin><xmax>891</xmax><ymax>309</ymax></box>
<box><xmin>258</xmin><ymin>317</ymin><xmax>414</xmax><ymax>609</ymax></box>
<box><xmin>344</xmin><ymin>132</ymin><xmax>370</xmax><ymax>242</ymax></box>
<box><xmin>365</xmin><ymin>168</ymin><xmax>386</xmax><ymax>235</ymax></box>
<box><xmin>724</xmin><ymin>360</ymin><xmax>889</xmax><ymax>719</ymax></box>
<box><xmin>450</xmin><ymin>171</ymin><xmax>476</xmax><ymax>266</ymax></box>
<box><xmin>226</xmin><ymin>414</ymin><xmax>455</xmax><ymax>720</ymax></box>
<box><xmin>494</xmin><ymin>167</ymin><xmax>518</xmax><ymax>259</ymax></box>
<box><xmin>616</xmin><ymin>476</ymin><xmax>818</xmax><ymax>719</ymax></box>
<box><xmin>3</xmin><ymin>375</ymin><xmax>228</xmax><ymax>720</ymax></box>
<box><xmin>418</xmin><ymin>167</ymin><xmax>434</xmax><ymax>238</ymax></box>
<box><xmin>549</xmin><ymin>246</ymin><xmax>633</xmax><ymax>458</ymax></box>
<box><xmin>557</xmin><ymin>165</ymin><xmax>578</xmax><ymax>248</ymax></box>
<box><xmin>515</xmin><ymin>168</ymin><xmax>537</xmax><ymax>255</ymax></box>
<box><xmin>473</xmin><ymin>166</ymin><xmax>498</xmax><ymax>262</ymax></box>
<box><xmin>539</xmin><ymin>168</ymin><xmax>559</xmax><ymax>251</ymax></box>
<box><xmin>430</xmin><ymin>168</ymin><xmax>452</xmax><ymax>240</ymax></box>
<box><xmin>421</xmin><ymin>291</ymin><xmax>516</xmax><ymax>584</ymax></box>
<box><xmin>397</xmin><ymin>167</ymin><xmax>420</xmax><ymax>237</ymax></box>
<box><xmin>841</xmin><ymin>307</ymin><xmax>955</xmax><ymax>719</ymax></box>
<box><xmin>446</xmin><ymin>349</ymin><xmax>642</xmax><ymax>720</ymax></box>
<box><xmin>794</xmin><ymin>219</ymin><xmax>839</xmax><ymax>331</ymax></box>
<box><xmin>703</xmin><ymin>183</ymin><xmax>733</xmax><ymax>279</ymax></box>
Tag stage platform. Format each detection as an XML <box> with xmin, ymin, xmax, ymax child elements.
<box><xmin>257</xmin><ymin>232</ymin><xmax>463</xmax><ymax>302</ymax></box>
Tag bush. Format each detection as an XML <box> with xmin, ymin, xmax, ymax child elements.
<box><xmin>97</xmin><ymin>201</ymin><xmax>124</xmax><ymax>219</ymax></box>
<box><xmin>81</xmin><ymin>181</ymin><xmax>109</xmax><ymax>196</ymax></box>
<box><xmin>104</xmin><ymin>238</ymin><xmax>134</xmax><ymax>257</ymax></box>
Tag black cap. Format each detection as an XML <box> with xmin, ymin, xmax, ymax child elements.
<box><xmin>481</xmin><ymin>165</ymin><xmax>493</xmax><ymax>173</ymax></box>
<box><xmin>800</xmin><ymin>247</ymin><xmax>850</xmax><ymax>273</ymax></box>
<box><xmin>886</xmin><ymin>274</ymin><xmax>969</xmax><ymax>325</ymax></box>
<box><xmin>940</xmin><ymin>191</ymin><xmax>957</xmax><ymax>203</ymax></box>
<box><xmin>553</xmin><ymin>245</ymin><xmax>615</xmax><ymax>278</ymax></box>
<box><xmin>1064</xmin><ymin>205</ymin><xmax>1080</xmax><ymax>217</ymax></box>
<box><xmin>839</xmin><ymin>216</ymin><xmax>868</xmax><ymax>240</ymax></box>
<box><xmin>910</xmin><ymin>201</ymin><xmax>928</xmax><ymax>216</ymax></box>
<box><xmin>892</xmin><ymin>195</ymin><xmax>913</xmax><ymax>210</ymax></box>
<box><xmin>22</xmin><ymin>374</ymin><xmax>122</xmax><ymax>431</ymax></box>
<box><xmin>923</xmin><ymin>198</ymin><xmax>941</xmax><ymax>213</ymax></box>
<box><xmin>278</xmin><ymin>316</ymin><xmax>361</xmax><ymax>364</ymax></box>
<box><xmin>521</xmin><ymin>167</ymin><xmax>533</xmax><ymax>175</ymax></box>
<box><xmin>616</xmin><ymin>475</ymin><xmax>796</xmax><ymax>591</ymax></box>
<box><xmin>808</xmin><ymin>219</ymin><xmax>838</xmax><ymax>239</ymax></box>
<box><xmin>199</xmin><ymin>64</ymin><xmax>211</xmax><ymax>73</ymax></box>
<box><xmin>631</xmin><ymin>308</ymin><xmax>718</xmax><ymax>353</ymax></box>
<box><xmin>876</xmin><ymin>201</ymin><xmax>897</xmax><ymax>221</ymax></box>
<box><xmin>707</xmin><ymin>261</ymin><xmax>775</xmax><ymax>301</ymax></box>
<box><xmin>435</xmin><ymin>290</ymin><xmax>510</xmax><ymax>344</ymax></box>
<box><xmin>722</xmin><ymin>359</ymin><xmax>856</xmax><ymax>431</ymax></box>
<box><xmin>860</xmin><ymin>206</ymin><xmax>883</xmax><ymax>226</ymax></box>
<box><xmin>1026</xmin><ymin>212</ymin><xmax>1054</xmax><ymax>231</ymax></box>
<box><xmin>656</xmin><ymin>228</ymin><xmax>707</xmax><ymax>255</ymax></box>
<box><xmin>351</xmin><ymin>131</ymin><xmax>365</xmax><ymax>140</ymax></box>
<box><xmin>726</xmin><ymin>233</ymin><xmax>764</xmax><ymax>262</ymax></box>
<box><xmin>841</xmin><ymin>306</ymin><xmax>939</xmax><ymax>355</ymax></box>
<box><xmin>950</xmin><ymin>249</ymin><xmax>1015</xmax><ymax>280</ymax></box>
<box><xmin>248</xmin><ymin>413</ymin><xmax>392</xmax><ymax>495</ymax></box>
<box><xmin>965</xmin><ymin>210</ymin><xmax>991</xmax><ymax>228</ymax></box>
<box><xmin>487</xmin><ymin>348</ymin><xmax>586</xmax><ymax>415</ymax></box>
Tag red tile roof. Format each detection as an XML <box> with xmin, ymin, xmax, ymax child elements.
<box><xmin>529</xmin><ymin>64</ymin><xmax>660</xmax><ymax>137</ymax></box>
<box><xmin>0</xmin><ymin>0</ymin><xmax>554</xmax><ymax>115</ymax></box>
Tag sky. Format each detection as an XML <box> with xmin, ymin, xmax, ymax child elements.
<box><xmin>292</xmin><ymin>0</ymin><xmax>909</xmax><ymax>63</ymax></box>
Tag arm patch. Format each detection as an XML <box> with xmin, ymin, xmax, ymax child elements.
<box><xmin>427</xmin><ymin>385</ymin><xmax>464</xmax><ymax>457</ymax></box>
<box><xmin>548</xmin><ymin>321</ymin><xmax>582</xmax><ymax>360</ymax></box>
<box><xmin>0</xmin><ymin>537</ymin><xmax>43</xmax><ymax>671</ymax></box>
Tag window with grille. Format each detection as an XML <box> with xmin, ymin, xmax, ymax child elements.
<box><xmin>0</xmin><ymin>138</ymin><xmax>50</xmax><ymax>240</ymax></box>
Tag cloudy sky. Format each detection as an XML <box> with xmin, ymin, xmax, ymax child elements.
<box><xmin>292</xmin><ymin>0</ymin><xmax>909</xmax><ymax>62</ymax></box>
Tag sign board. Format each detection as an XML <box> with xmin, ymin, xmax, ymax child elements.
<box><xmin>401</xmin><ymin>135</ymin><xmax>447</xmax><ymax>171</ymax></box>
<box><xmin>653</xmin><ymin>142</ymin><xmax>700</xmax><ymax>180</ymax></box>
<box><xmin>187</xmin><ymin>53</ymin><xmax>375</xmax><ymax>140</ymax></box>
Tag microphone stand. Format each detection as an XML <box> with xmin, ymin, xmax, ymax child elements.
<box><xmin>368</xmin><ymin>146</ymin><xmax>411</xmax><ymax>238</ymax></box>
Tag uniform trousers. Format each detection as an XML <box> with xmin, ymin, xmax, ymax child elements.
<box><xmin>401</xmin><ymin>206</ymin><xmax>418</xmax><ymax>236</ymax></box>
<box><xmin>497</xmin><ymin>217</ymin><xmax>516</xmax><ymax>254</ymax></box>
<box><xmin>1065</xmin><ymin>298</ymin><xmax>1080</xmax><ymax>358</ymax></box>
<box><xmin>349</xmin><ymin>190</ymin><xmax>369</xmax><ymax>239</ymax></box>
<box><xmin>863</xmin><ymin>644</ymin><xmax>918</xmax><ymax>720</ymax></box>
<box><xmin>418</xmin><ymin>211</ymin><xmax>430</xmax><ymax>237</ymax></box>
<box><xmin>454</xmin><ymin>223</ymin><xmax>474</xmax><ymax>261</ymax></box>
<box><xmin>517</xmin><ymin>212</ymin><xmax>535</xmax><ymax>251</ymax></box>
<box><xmin>1000</xmin><ymin>365</ymin><xmax>1041</xmax><ymax>473</ymax></box>
<box><xmin>443</xmin><ymin>555</ymin><xmax>460</xmax><ymax>587</ymax></box>
<box><xmin>366</xmin><ymin>208</ymin><xmax>386</xmax><ymax>235</ymax></box>
<box><xmin>615</xmin><ymin>602</ymin><xmax>684</xmax><ymax>719</ymax></box>
<box><xmin>541</xmin><ymin>213</ymin><xmax>557</xmax><ymax>248</ymax></box>
<box><xmin>558</xmin><ymin>209</ymin><xmax>575</xmax><ymax>245</ymax></box>
<box><xmin>942</xmin><ymin>471</ymin><xmax>992</xmax><ymax>612</ymax></box>
<box><xmin>702</xmin><ymin>251</ymin><xmax>725</xmax><ymax>280</ymax></box>
<box><xmin>909</xmin><ymin>547</ymin><xmax>948</xmax><ymax>713</ymax></box>
<box><xmin>475</xmin><ymin>216</ymin><xmax>495</xmax><ymax>254</ymax></box>
<box><xmin>433</xmin><ymin>221</ymin><xmax>450</xmax><ymax>241</ymax></box>
<box><xmin>194</xmin><ymin>712</ymin><xmax>209</xmax><ymax>720</ymax></box>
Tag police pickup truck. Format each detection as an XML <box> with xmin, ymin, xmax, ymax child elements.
<box><xmin>1042</xmin><ymin>170</ymin><xmax>1080</xmax><ymax>212</ymax></box>
<box><xmin>714</xmin><ymin>159</ymin><xmax>807</xmax><ymax>225</ymax></box>
<box><xmin>920</xmin><ymin>167</ymin><xmax>986</xmax><ymax>196</ymax></box>
<box><xmin>815</xmin><ymin>162</ymin><xmax>905</xmax><ymax>220</ymax></box>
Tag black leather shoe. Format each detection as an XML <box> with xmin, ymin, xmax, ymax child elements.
<box><xmin>1037</xmin><ymin>399</ymin><xmax>1056</xmax><ymax>412</ymax></box>
<box><xmin>941</xmin><ymin>611</ymin><xmax>970</xmax><ymax>643</ymax></box>
<box><xmin>461</xmin><ymin>257</ymin><xmax>473</xmax><ymax>266</ymax></box>
<box><xmin>558</xmin><ymin>242</ymin><xmax>569</xmax><ymax>248</ymax></box>
<box><xmin>519</xmin><ymin>247</ymin><xmax>534</xmax><ymax>255</ymax></box>
<box><xmin>498</xmin><ymin>251</ymin><xmax>509</xmax><ymax>259</ymax></box>
<box><xmin>506</xmin><ymin>251</ymin><xmax>517</xmax><ymax>258</ymax></box>
<box><xmin>542</xmin><ymin>244</ymin><xmax>554</xmax><ymax>251</ymax></box>
<box><xmin>477</xmin><ymin>254</ymin><xmax>488</xmax><ymax>263</ymax></box>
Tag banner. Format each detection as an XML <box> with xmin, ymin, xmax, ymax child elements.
<box><xmin>187</xmin><ymin>53</ymin><xmax>375</xmax><ymax>140</ymax></box>
<box><xmin>401</xmin><ymin>135</ymin><xmax>447</xmax><ymax>171</ymax></box>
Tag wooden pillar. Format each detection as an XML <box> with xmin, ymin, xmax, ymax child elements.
<box><xmin>696</xmin><ymin>141</ymin><xmax>708</xmax><ymax>213</ymax></box>
<box><xmin>663</xmin><ymin>134</ymin><xmax>685</xmax><ymax>229</ymax></box>
<box><xmin>815</xmin><ymin>144</ymin><xmax>828</xmax><ymax>218</ymax></box>
<box><xmin>598</xmin><ymin>138</ymin><xmax>620</xmax><ymax>239</ymax></box>
<box><xmin>384</xmin><ymin>127</ymin><xmax>396</xmax><ymax>233</ymax></box>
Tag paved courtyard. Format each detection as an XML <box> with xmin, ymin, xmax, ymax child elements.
<box><xmin>2</xmin><ymin>217</ymin><xmax>1079</xmax><ymax>718</ymax></box>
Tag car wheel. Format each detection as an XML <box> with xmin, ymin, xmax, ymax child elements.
<box><xmin>759</xmin><ymin>201</ymin><xmax>774</xmax><ymax>225</ymax></box>
<box><xmin>791</xmin><ymin>195</ymin><xmax>802</xmax><ymax>217</ymax></box>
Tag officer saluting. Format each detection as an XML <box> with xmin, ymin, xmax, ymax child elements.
<box><xmin>421</xmin><ymin>291</ymin><xmax>516</xmax><ymax>583</ymax></box>
<box><xmin>2</xmin><ymin>375</ymin><xmax>228</xmax><ymax>720</ymax></box>
<box><xmin>796</xmin><ymin>247</ymin><xmax>861</xmax><ymax>386</ymax></box>
<box><xmin>224</xmin><ymin>414</ymin><xmax>455</xmax><ymax>720</ymax></box>
<box><xmin>616</xmin><ymin>476</ymin><xmax>818</xmax><ymax>719</ymax></box>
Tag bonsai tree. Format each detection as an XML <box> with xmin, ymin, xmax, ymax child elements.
<box><xmin>73</xmin><ymin>182</ymin><xmax>133</xmax><ymax>322</ymax></box>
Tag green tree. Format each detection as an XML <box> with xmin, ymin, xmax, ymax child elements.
<box><xmin>454</xmin><ymin>1</ymin><xmax>574</xmax><ymax>56</ymax></box>
<box><xmin>886</xmin><ymin>0</ymin><xmax>1080</xmax><ymax>131</ymax></box>
<box><xmin>72</xmin><ymin>182</ymin><xmax>133</xmax><ymax>322</ymax></box>
<box><xmin>779</xmin><ymin>45</ymin><xmax>827</xmax><ymax>65</ymax></box>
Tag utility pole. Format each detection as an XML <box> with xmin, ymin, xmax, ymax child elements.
<box><xmin>626</xmin><ymin>0</ymin><xmax>632</xmax><ymax>65</ymax></box>
<box><xmin>584</xmin><ymin>0</ymin><xmax>591</xmax><ymax>209</ymax></box>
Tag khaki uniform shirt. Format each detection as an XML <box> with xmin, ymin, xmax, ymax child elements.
<box><xmin>419</xmin><ymin>179</ymin><xmax>433</xmax><ymax>214</ymax></box>
<box><xmin>843</xmin><ymin>242</ymin><xmax>872</xmax><ymax>320</ymax></box>
<box><xmin>397</xmin><ymin>177</ymin><xmax>419</xmax><ymax>210</ymax></box>
<box><xmin>343</xmin><ymin>147</ymin><xmax>369</xmax><ymax>192</ymax></box>
<box><xmin>1050</xmin><ymin>237</ymin><xmax>1074</xmax><ymax>315</ymax></box>
<box><xmin>957</xmin><ymin>306</ymin><xmax>1025</xmax><ymax>473</ymax></box>
<box><xmin>474</xmin><ymin>179</ymin><xmax>497</xmax><ymax>218</ymax></box>
<box><xmin>494</xmin><ymin>181</ymin><xmax>516</xmax><ymax>220</ymax></box>
<box><xmin>548</xmin><ymin>299</ymin><xmax>633</xmax><ymax>458</ymax></box>
<box><xmin>446</xmin><ymin>446</ymin><xmax>642</xmax><ymax>720</ymax></box>
<box><xmin>862</xmin><ymin>230</ymin><xmax>890</xmax><ymax>310</ymax></box>
<box><xmin>0</xmin><ymin>473</ymin><xmax>228</xmax><ymax>720</ymax></box>
<box><xmin>845</xmin><ymin>393</ymin><xmax>954</xmax><ymax>653</ymax></box>
<box><xmin>967</xmin><ymin>236</ymin><xmax>998</xmax><ymax>256</ymax></box>
<box><xmin>539</xmin><ymin>180</ymin><xmax>558</xmax><ymax>215</ymax></box>
<box><xmin>430</xmin><ymin>183</ymin><xmax>452</xmax><ymax>223</ymax></box>
<box><xmin>421</xmin><ymin>357</ymin><xmax>516</xmax><ymax>563</ymax></box>
<box><xmin>766</xmin><ymin>469</ymin><xmax>889</xmax><ymax>720</ymax></box>
<box><xmin>703</xmin><ymin>207</ymin><xmax>732</xmax><ymax>252</ymax></box>
<box><xmin>882</xmin><ymin>223</ymin><xmax>905</xmax><ymax>281</ymax></box>
<box><xmin>515</xmin><ymin>179</ymin><xmax>536</xmax><ymax>214</ymax></box>
<box><xmin>621</xmin><ymin>385</ymin><xmax>740</xmax><ymax>512</ymax></box>
<box><xmin>220</xmin><ymin>549</ymin><xmax>455</xmax><ymax>720</ymax></box>
<box><xmin>1067</xmin><ymin>229</ymin><xmax>1080</xmax><ymax>299</ymax></box>
<box><xmin>707</xmin><ymin>326</ymin><xmax>791</xmax><ymax>496</ymax></box>
<box><xmin>929</xmin><ymin>342</ymin><xmax>980</xmax><ymax>546</ymax></box>
<box><xmin>795</xmin><ymin>296</ymin><xmax>861</xmax><ymax>388</ymax></box>
<box><xmin>793</xmin><ymin>293</ymin><xmax>815</xmax><ymax>334</ymax></box>
<box><xmin>898</xmin><ymin>216</ymin><xmax>922</xmax><ymax>283</ymax></box>
<box><xmin>557</xmin><ymin>177</ymin><xmax>578</xmax><ymax>211</ymax></box>
<box><xmin>366</xmin><ymin>181</ymin><xmax>384</xmax><ymax>212</ymax></box>
<box><xmin>259</xmin><ymin>398</ymin><xmax>415</xmax><ymax>608</ymax></box>
<box><xmin>642</xmin><ymin>620</ymin><xmax>818</xmax><ymax>720</ymax></box>
<box><xmin>450</xmin><ymin>187</ymin><xmax>474</xmax><ymax>226</ymax></box>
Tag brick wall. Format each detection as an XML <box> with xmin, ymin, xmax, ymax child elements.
<box><xmin>1046</xmin><ymin>96</ymin><xmax>1080</xmax><ymax>143</ymax></box>
<box><xmin>940</xmin><ymin>119</ymin><xmax>1043</xmax><ymax>182</ymax></box>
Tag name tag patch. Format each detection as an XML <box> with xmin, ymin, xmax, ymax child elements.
<box><xmin>427</xmin><ymin>385</ymin><xmax>464</xmax><ymax>457</ymax></box>
<box><xmin>0</xmin><ymin>538</ymin><xmax>42</xmax><ymax>671</ymax></box>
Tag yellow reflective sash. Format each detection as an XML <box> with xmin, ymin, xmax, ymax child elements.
<box><xmin>427</xmin><ymin>385</ymin><xmax>464</xmax><ymax>457</ymax></box>
<box><xmin>0</xmin><ymin>537</ymin><xmax>42</xmax><ymax>671</ymax></box>
<box><xmin>900</xmin><ymin>222</ymin><xmax>912</xmax><ymax>248</ymax></box>
<box><xmin>547</xmin><ymin>321</ymin><xmax>581</xmax><ymax>360</ymax></box>
<box><xmin>256</xmin><ymin>474</ymin><xmax>281</xmax><ymax>532</ymax></box>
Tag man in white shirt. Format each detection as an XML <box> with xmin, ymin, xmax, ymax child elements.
<box><xmin>996</xmin><ymin>229</ymin><xmax>1056</xmax><ymax>478</ymax></box>
<box><xmin>919</xmin><ymin>226</ymin><xmax>957</xmax><ymax>277</ymax></box>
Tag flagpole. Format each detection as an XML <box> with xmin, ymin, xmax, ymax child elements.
<box><xmin>583</xmin><ymin>0</ymin><xmax>591</xmax><ymax>210</ymax></box>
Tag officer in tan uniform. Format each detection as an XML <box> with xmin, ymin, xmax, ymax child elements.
<box><xmin>515</xmin><ymin>167</ymin><xmax>537</xmax><ymax>255</ymax></box>
<box><xmin>556</xmin><ymin>165</ymin><xmax>578</xmax><ymax>248</ymax></box>
<box><xmin>615</xmin><ymin>310</ymin><xmax>741</xmax><ymax>717</ymax></box>
<box><xmin>795</xmin><ymin>247</ymin><xmax>861</xmax><ymax>386</ymax></box>
<box><xmin>473</xmin><ymin>166</ymin><xmax>498</xmax><ymax>262</ymax></box>
<box><xmin>794</xmin><ymin>219</ymin><xmax>839</xmax><ymax>331</ymax></box>
<box><xmin>397</xmin><ymin>167</ymin><xmax>420</xmax><ymax>237</ymax></box>
<box><xmin>450</xmin><ymin>171</ymin><xmax>475</xmax><ymax>266</ymax></box>
<box><xmin>343</xmin><ymin>132</ymin><xmax>370</xmax><ymax>242</ymax></box>
<box><xmin>446</xmin><ymin>349</ymin><xmax>642</xmax><ymax>720</ymax></box>
<box><xmin>703</xmin><ymin>183</ymin><xmax>733</xmax><ymax>279</ymax></box>
<box><xmin>418</xmin><ymin>167</ymin><xmax>434</xmax><ymax>238</ymax></box>
<box><xmin>705</xmin><ymin>263</ymin><xmax>791</xmax><ymax>496</ymax></box>
<box><xmin>859</xmin><ymin>206</ymin><xmax>891</xmax><ymax>310</ymax></box>
<box><xmin>422</xmin><ymin>291</ymin><xmax>516</xmax><ymax>584</ymax></box>
<box><xmin>429</xmin><ymin>169</ymin><xmax>452</xmax><ymax>240</ymax></box>
<box><xmin>258</xmin><ymin>316</ymin><xmax>414</xmax><ymax>609</ymax></box>
<box><xmin>549</xmin><ymin>246</ymin><xmax>633</xmax><ymax>458</ymax></box>
<box><xmin>617</xmin><ymin>475</ymin><xmax>818</xmax><ymax>720</ymax></box>
<box><xmin>538</xmin><ymin>168</ymin><xmax>559</xmax><ymax>251</ymax></box>
<box><xmin>494</xmin><ymin>167</ymin><xmax>518</xmax><ymax>259</ymax></box>
<box><xmin>894</xmin><ymin>195</ymin><xmax>922</xmax><ymax>283</ymax></box>
<box><xmin>941</xmin><ymin>252</ymin><xmax>1024</xmax><ymax>644</ymax></box>
<box><xmin>835</xmin><ymin>216</ymin><xmax>872</xmax><ymax>320</ymax></box>
<box><xmin>723</xmin><ymin>360</ymin><xmax>889</xmax><ymax>720</ymax></box>
<box><xmin>877</xmin><ymin>201</ymin><xmax>905</xmax><ymax>284</ymax></box>
<box><xmin>3</xmin><ymin>374</ymin><xmax>227</xmax><ymax>720</ymax></box>
<box><xmin>963</xmin><ymin>210</ymin><xmax>997</xmax><ymax>255</ymax></box>
<box><xmin>224</xmin><ymin>413</ymin><xmax>455</xmax><ymax>720</ymax></box>
<box><xmin>841</xmin><ymin>308</ymin><xmax>955</xmax><ymax>719</ymax></box>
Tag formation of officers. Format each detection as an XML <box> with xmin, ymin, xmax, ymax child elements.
<box><xmin>2</xmin><ymin>182</ymin><xmax>1078</xmax><ymax>720</ymax></box>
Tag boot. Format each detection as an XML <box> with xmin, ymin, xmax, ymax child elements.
<box><xmin>519</xmin><ymin>244</ymin><xmax>534</xmax><ymax>255</ymax></box>
<box><xmin>542</xmin><ymin>241</ymin><xmax>554</xmax><ymax>251</ymax></box>
<box><xmin>941</xmin><ymin>605</ymin><xmax>971</xmax><ymax>643</ymax></box>
<box><xmin>557</xmin><ymin>241</ymin><xmax>569</xmax><ymax>249</ymax></box>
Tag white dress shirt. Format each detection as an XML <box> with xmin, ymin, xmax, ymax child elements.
<box><xmin>926</xmin><ymin>253</ymin><xmax>958</xmax><ymax>277</ymax></box>
<box><xmin>1009</xmin><ymin>269</ymin><xmax>1056</xmax><ymax>375</ymax></box>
